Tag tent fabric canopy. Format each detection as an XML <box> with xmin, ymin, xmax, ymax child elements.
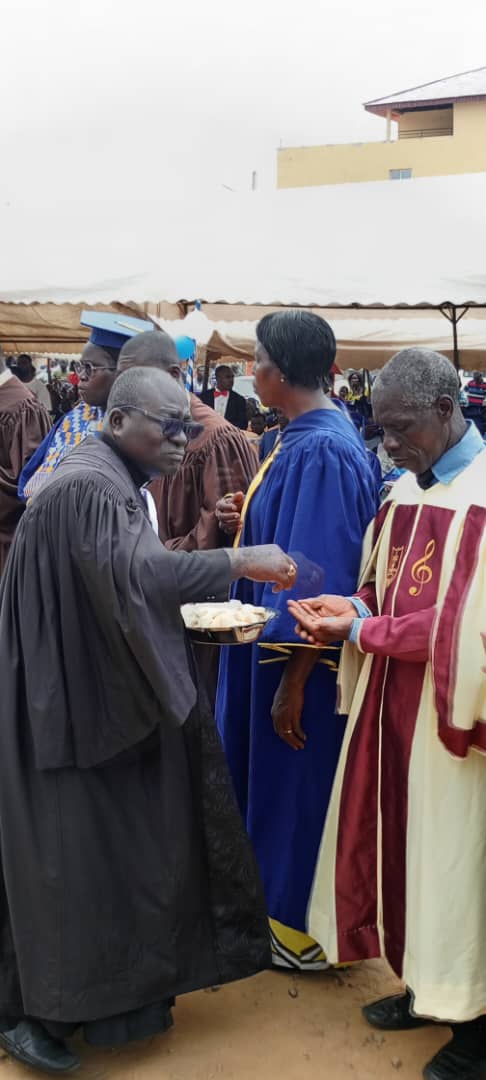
<box><xmin>153</xmin><ymin>313</ymin><xmax>486</xmax><ymax>371</ymax></box>
<box><xmin>0</xmin><ymin>301</ymin><xmax>179</xmax><ymax>354</ymax></box>
<box><xmin>2</xmin><ymin>306</ymin><xmax>485</xmax><ymax>368</ymax></box>
<box><xmin>1</xmin><ymin>173</ymin><xmax>486</xmax><ymax>308</ymax></box>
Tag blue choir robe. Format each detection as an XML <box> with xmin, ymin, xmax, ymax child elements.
<box><xmin>216</xmin><ymin>408</ymin><xmax>378</xmax><ymax>933</ymax></box>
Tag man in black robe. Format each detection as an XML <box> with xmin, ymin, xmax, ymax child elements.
<box><xmin>0</xmin><ymin>367</ymin><xmax>296</xmax><ymax>1074</ymax></box>
<box><xmin>118</xmin><ymin>331</ymin><xmax>258</xmax><ymax>709</ymax></box>
<box><xmin>117</xmin><ymin>332</ymin><xmax>258</xmax><ymax>552</ymax></box>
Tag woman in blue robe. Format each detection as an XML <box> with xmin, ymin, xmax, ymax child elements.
<box><xmin>215</xmin><ymin>311</ymin><xmax>378</xmax><ymax>971</ymax></box>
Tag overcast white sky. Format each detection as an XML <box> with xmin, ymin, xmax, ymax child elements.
<box><xmin>1</xmin><ymin>0</ymin><xmax>485</xmax><ymax>213</ymax></box>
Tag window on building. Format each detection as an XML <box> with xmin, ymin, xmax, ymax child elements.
<box><xmin>389</xmin><ymin>168</ymin><xmax>412</xmax><ymax>180</ymax></box>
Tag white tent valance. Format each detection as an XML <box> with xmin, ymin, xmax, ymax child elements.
<box><xmin>153</xmin><ymin>313</ymin><xmax>486</xmax><ymax>370</ymax></box>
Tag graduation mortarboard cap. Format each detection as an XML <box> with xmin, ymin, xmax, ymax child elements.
<box><xmin>80</xmin><ymin>311</ymin><xmax>155</xmax><ymax>351</ymax></box>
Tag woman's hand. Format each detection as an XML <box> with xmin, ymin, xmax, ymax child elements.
<box><xmin>215</xmin><ymin>492</ymin><xmax>245</xmax><ymax>536</ymax></box>
<box><xmin>272</xmin><ymin>670</ymin><xmax>306</xmax><ymax>751</ymax></box>
<box><xmin>271</xmin><ymin>648</ymin><xmax>321</xmax><ymax>750</ymax></box>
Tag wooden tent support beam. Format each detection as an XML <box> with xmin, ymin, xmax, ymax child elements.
<box><xmin>439</xmin><ymin>304</ymin><xmax>470</xmax><ymax>370</ymax></box>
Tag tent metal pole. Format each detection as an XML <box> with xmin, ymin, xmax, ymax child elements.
<box><xmin>196</xmin><ymin>345</ymin><xmax>210</xmax><ymax>393</ymax></box>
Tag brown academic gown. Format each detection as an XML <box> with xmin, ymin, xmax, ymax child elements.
<box><xmin>0</xmin><ymin>375</ymin><xmax>50</xmax><ymax>574</ymax></box>
<box><xmin>150</xmin><ymin>394</ymin><xmax>257</xmax><ymax>552</ymax></box>
<box><xmin>150</xmin><ymin>395</ymin><xmax>258</xmax><ymax>704</ymax></box>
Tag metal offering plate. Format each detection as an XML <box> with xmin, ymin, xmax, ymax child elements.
<box><xmin>181</xmin><ymin>601</ymin><xmax>278</xmax><ymax>645</ymax></box>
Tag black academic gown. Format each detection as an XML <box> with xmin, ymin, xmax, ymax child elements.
<box><xmin>0</xmin><ymin>437</ymin><xmax>270</xmax><ymax>1037</ymax></box>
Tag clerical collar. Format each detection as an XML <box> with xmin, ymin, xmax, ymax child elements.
<box><xmin>417</xmin><ymin>421</ymin><xmax>484</xmax><ymax>489</ymax></box>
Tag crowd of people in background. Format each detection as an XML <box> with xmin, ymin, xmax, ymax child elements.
<box><xmin>3</xmin><ymin>343</ymin><xmax>486</xmax><ymax>541</ymax></box>
<box><xmin>3</xmin><ymin>339</ymin><xmax>486</xmax><ymax>537</ymax></box>
<box><xmin>193</xmin><ymin>357</ymin><xmax>486</xmax><ymax>495</ymax></box>
<box><xmin>6</xmin><ymin>347</ymin><xmax>486</xmax><ymax>457</ymax></box>
<box><xmin>5</xmin><ymin>354</ymin><xmax>82</xmax><ymax>419</ymax></box>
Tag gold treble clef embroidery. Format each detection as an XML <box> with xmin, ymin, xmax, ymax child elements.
<box><xmin>409</xmin><ymin>539</ymin><xmax>436</xmax><ymax>598</ymax></box>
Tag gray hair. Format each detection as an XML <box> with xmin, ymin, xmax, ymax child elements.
<box><xmin>372</xmin><ymin>348</ymin><xmax>460</xmax><ymax>411</ymax></box>
<box><xmin>106</xmin><ymin>366</ymin><xmax>184</xmax><ymax>411</ymax></box>
<box><xmin>118</xmin><ymin>330</ymin><xmax>179</xmax><ymax>371</ymax></box>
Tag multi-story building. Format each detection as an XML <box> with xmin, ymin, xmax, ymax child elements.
<box><xmin>277</xmin><ymin>66</ymin><xmax>486</xmax><ymax>188</ymax></box>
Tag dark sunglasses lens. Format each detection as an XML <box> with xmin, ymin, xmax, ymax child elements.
<box><xmin>186</xmin><ymin>423</ymin><xmax>203</xmax><ymax>441</ymax></box>
<box><xmin>160</xmin><ymin>419</ymin><xmax>182</xmax><ymax>438</ymax></box>
<box><xmin>158</xmin><ymin>419</ymin><xmax>202</xmax><ymax>441</ymax></box>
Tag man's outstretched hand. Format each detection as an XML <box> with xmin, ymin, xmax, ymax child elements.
<box><xmin>229</xmin><ymin>545</ymin><xmax>298</xmax><ymax>592</ymax></box>
<box><xmin>289</xmin><ymin>595</ymin><xmax>356</xmax><ymax>619</ymax></box>
<box><xmin>288</xmin><ymin>595</ymin><xmax>355</xmax><ymax>644</ymax></box>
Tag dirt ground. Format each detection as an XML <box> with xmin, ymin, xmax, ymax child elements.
<box><xmin>0</xmin><ymin>960</ymin><xmax>450</xmax><ymax>1080</ymax></box>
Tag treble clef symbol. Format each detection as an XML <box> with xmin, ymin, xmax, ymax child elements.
<box><xmin>409</xmin><ymin>539</ymin><xmax>436</xmax><ymax>598</ymax></box>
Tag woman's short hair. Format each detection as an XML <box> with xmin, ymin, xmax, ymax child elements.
<box><xmin>256</xmin><ymin>310</ymin><xmax>336</xmax><ymax>390</ymax></box>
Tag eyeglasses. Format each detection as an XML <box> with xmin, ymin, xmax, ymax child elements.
<box><xmin>74</xmin><ymin>361</ymin><xmax>117</xmax><ymax>378</ymax></box>
<box><xmin>113</xmin><ymin>404</ymin><xmax>203</xmax><ymax>441</ymax></box>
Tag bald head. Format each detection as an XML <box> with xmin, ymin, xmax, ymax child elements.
<box><xmin>107</xmin><ymin>365</ymin><xmax>186</xmax><ymax>414</ymax></box>
<box><xmin>104</xmin><ymin>366</ymin><xmax>190</xmax><ymax>478</ymax></box>
<box><xmin>117</xmin><ymin>331</ymin><xmax>179</xmax><ymax>374</ymax></box>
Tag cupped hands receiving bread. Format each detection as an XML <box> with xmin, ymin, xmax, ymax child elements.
<box><xmin>288</xmin><ymin>594</ymin><xmax>355</xmax><ymax>645</ymax></box>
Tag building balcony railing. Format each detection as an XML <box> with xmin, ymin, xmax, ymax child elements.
<box><xmin>398</xmin><ymin>128</ymin><xmax>453</xmax><ymax>140</ymax></box>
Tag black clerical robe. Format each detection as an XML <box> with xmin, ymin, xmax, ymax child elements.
<box><xmin>0</xmin><ymin>436</ymin><xmax>269</xmax><ymax>1029</ymax></box>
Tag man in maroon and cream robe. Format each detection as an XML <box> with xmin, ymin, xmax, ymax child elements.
<box><xmin>289</xmin><ymin>348</ymin><xmax>486</xmax><ymax>1080</ymax></box>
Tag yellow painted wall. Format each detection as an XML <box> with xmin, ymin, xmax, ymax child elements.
<box><xmin>277</xmin><ymin>100</ymin><xmax>486</xmax><ymax>187</ymax></box>
<box><xmin>454</xmin><ymin>99</ymin><xmax>486</xmax><ymax>137</ymax></box>
<box><xmin>398</xmin><ymin>107</ymin><xmax>452</xmax><ymax>137</ymax></box>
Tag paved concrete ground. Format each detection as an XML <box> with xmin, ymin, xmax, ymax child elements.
<box><xmin>0</xmin><ymin>960</ymin><xmax>450</xmax><ymax>1080</ymax></box>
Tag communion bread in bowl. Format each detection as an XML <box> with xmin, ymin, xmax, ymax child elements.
<box><xmin>182</xmin><ymin>602</ymin><xmax>269</xmax><ymax>631</ymax></box>
<box><xmin>209</xmin><ymin>611</ymin><xmax>236</xmax><ymax>629</ymax></box>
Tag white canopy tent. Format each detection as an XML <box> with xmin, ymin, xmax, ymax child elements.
<box><xmin>1</xmin><ymin>172</ymin><xmax>486</xmax><ymax>364</ymax></box>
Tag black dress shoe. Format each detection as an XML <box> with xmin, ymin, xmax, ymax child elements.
<box><xmin>424</xmin><ymin>1040</ymin><xmax>486</xmax><ymax>1080</ymax></box>
<box><xmin>0</xmin><ymin>1019</ymin><xmax>80</xmax><ymax>1074</ymax></box>
<box><xmin>363</xmin><ymin>992</ymin><xmax>434</xmax><ymax>1031</ymax></box>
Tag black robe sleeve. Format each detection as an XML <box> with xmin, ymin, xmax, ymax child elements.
<box><xmin>1</xmin><ymin>476</ymin><xmax>231</xmax><ymax>771</ymax></box>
